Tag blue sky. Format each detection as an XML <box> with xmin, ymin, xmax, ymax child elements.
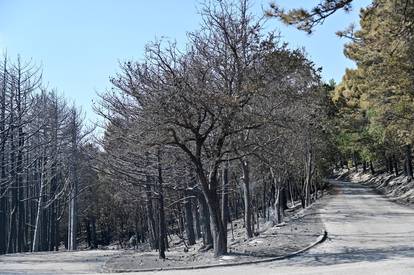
<box><xmin>0</xmin><ymin>0</ymin><xmax>371</xmax><ymax>124</ymax></box>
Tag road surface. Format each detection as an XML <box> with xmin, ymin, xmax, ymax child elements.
<box><xmin>1</xmin><ymin>180</ymin><xmax>414</xmax><ymax>274</ymax></box>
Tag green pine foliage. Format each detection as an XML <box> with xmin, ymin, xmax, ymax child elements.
<box><xmin>332</xmin><ymin>0</ymin><xmax>414</xmax><ymax>167</ymax></box>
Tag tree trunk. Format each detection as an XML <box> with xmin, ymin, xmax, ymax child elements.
<box><xmin>0</xmin><ymin>59</ymin><xmax>6</xmax><ymax>254</ymax></box>
<box><xmin>288</xmin><ymin>179</ymin><xmax>295</xmax><ymax>207</ymax></box>
<box><xmin>304</xmin><ymin>143</ymin><xmax>313</xmax><ymax>207</ymax></box>
<box><xmin>405</xmin><ymin>144</ymin><xmax>413</xmax><ymax>179</ymax></box>
<box><xmin>221</xmin><ymin>164</ymin><xmax>229</xmax><ymax>237</ymax></box>
<box><xmin>145</xmin><ymin>183</ymin><xmax>157</xmax><ymax>249</ymax></box>
<box><xmin>198</xmin><ymin>193</ymin><xmax>212</xmax><ymax>248</ymax></box>
<box><xmin>205</xmin><ymin>190</ymin><xmax>226</xmax><ymax>257</ymax></box>
<box><xmin>369</xmin><ymin>161</ymin><xmax>375</xmax><ymax>175</ymax></box>
<box><xmin>392</xmin><ymin>155</ymin><xmax>399</xmax><ymax>176</ymax></box>
<box><xmin>32</xmin><ymin>160</ymin><xmax>45</xmax><ymax>252</ymax></box>
<box><xmin>68</xmin><ymin>111</ymin><xmax>79</xmax><ymax>251</ymax></box>
<box><xmin>241</xmin><ymin>159</ymin><xmax>253</xmax><ymax>238</ymax></box>
<box><xmin>85</xmin><ymin>219</ymin><xmax>91</xmax><ymax>248</ymax></box>
<box><xmin>352</xmin><ymin>152</ymin><xmax>358</xmax><ymax>171</ymax></box>
<box><xmin>184</xmin><ymin>191</ymin><xmax>195</xmax><ymax>245</ymax></box>
<box><xmin>387</xmin><ymin>156</ymin><xmax>393</xmax><ymax>173</ymax></box>
<box><xmin>194</xmin><ymin>160</ymin><xmax>227</xmax><ymax>257</ymax></box>
<box><xmin>67</xmin><ymin>181</ymin><xmax>77</xmax><ymax>250</ymax></box>
<box><xmin>16</xmin><ymin>121</ymin><xmax>25</xmax><ymax>252</ymax></box>
<box><xmin>192</xmin><ymin>198</ymin><xmax>201</xmax><ymax>239</ymax></box>
<box><xmin>90</xmin><ymin>216</ymin><xmax>97</xmax><ymax>249</ymax></box>
<box><xmin>262</xmin><ymin>179</ymin><xmax>267</xmax><ymax>219</ymax></box>
<box><xmin>8</xmin><ymin>111</ymin><xmax>16</xmax><ymax>253</ymax></box>
<box><xmin>270</xmin><ymin>169</ymin><xmax>284</xmax><ymax>225</ymax></box>
<box><xmin>157</xmin><ymin>150</ymin><xmax>166</xmax><ymax>259</ymax></box>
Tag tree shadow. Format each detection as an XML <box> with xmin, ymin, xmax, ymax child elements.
<box><xmin>293</xmin><ymin>245</ymin><xmax>414</xmax><ymax>266</ymax></box>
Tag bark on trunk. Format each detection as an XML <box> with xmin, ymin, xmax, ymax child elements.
<box><xmin>352</xmin><ymin>152</ymin><xmax>358</xmax><ymax>171</ymax></box>
<box><xmin>157</xmin><ymin>150</ymin><xmax>166</xmax><ymax>259</ymax></box>
<box><xmin>184</xmin><ymin>192</ymin><xmax>196</xmax><ymax>245</ymax></box>
<box><xmin>32</xmin><ymin>162</ymin><xmax>45</xmax><ymax>252</ymax></box>
<box><xmin>304</xmin><ymin>146</ymin><xmax>313</xmax><ymax>207</ymax></box>
<box><xmin>194</xmin><ymin>160</ymin><xmax>227</xmax><ymax>256</ymax></box>
<box><xmin>198</xmin><ymin>193</ymin><xmax>212</xmax><ymax>247</ymax></box>
<box><xmin>145</xmin><ymin>183</ymin><xmax>157</xmax><ymax>249</ymax></box>
<box><xmin>67</xmin><ymin>112</ymin><xmax>78</xmax><ymax>251</ymax></box>
<box><xmin>192</xmin><ymin>198</ymin><xmax>201</xmax><ymax>239</ymax></box>
<box><xmin>205</xmin><ymin>190</ymin><xmax>226</xmax><ymax>257</ymax></box>
<box><xmin>221</xmin><ymin>164</ymin><xmax>229</xmax><ymax>237</ymax></box>
<box><xmin>0</xmin><ymin>58</ymin><xmax>7</xmax><ymax>254</ymax></box>
<box><xmin>392</xmin><ymin>155</ymin><xmax>399</xmax><ymax>176</ymax></box>
<box><xmin>241</xmin><ymin>159</ymin><xmax>253</xmax><ymax>238</ymax></box>
<box><xmin>369</xmin><ymin>161</ymin><xmax>375</xmax><ymax>175</ymax></box>
<box><xmin>67</xmin><ymin>182</ymin><xmax>77</xmax><ymax>250</ymax></box>
<box><xmin>270</xmin><ymin>169</ymin><xmax>284</xmax><ymax>225</ymax></box>
<box><xmin>405</xmin><ymin>144</ymin><xmax>413</xmax><ymax>179</ymax></box>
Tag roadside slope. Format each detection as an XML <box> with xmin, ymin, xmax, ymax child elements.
<box><xmin>348</xmin><ymin>170</ymin><xmax>414</xmax><ymax>205</ymax></box>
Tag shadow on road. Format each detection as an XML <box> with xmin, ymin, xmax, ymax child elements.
<box><xmin>296</xmin><ymin>245</ymin><xmax>414</xmax><ymax>266</ymax></box>
<box><xmin>281</xmin><ymin>180</ymin><xmax>414</xmax><ymax>267</ymax></box>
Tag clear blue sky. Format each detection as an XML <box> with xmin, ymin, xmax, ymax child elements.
<box><xmin>0</xmin><ymin>0</ymin><xmax>371</xmax><ymax>124</ymax></box>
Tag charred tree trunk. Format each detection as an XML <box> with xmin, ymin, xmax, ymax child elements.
<box><xmin>304</xmin><ymin>145</ymin><xmax>313</xmax><ymax>207</ymax></box>
<box><xmin>144</xmin><ymin>152</ymin><xmax>158</xmax><ymax>250</ymax></box>
<box><xmin>262</xmin><ymin>179</ymin><xmax>267</xmax><ymax>219</ymax></box>
<box><xmin>67</xmin><ymin>179</ymin><xmax>78</xmax><ymax>250</ymax></box>
<box><xmin>32</xmin><ymin>158</ymin><xmax>45</xmax><ymax>252</ymax></box>
<box><xmin>405</xmin><ymin>144</ymin><xmax>413</xmax><ymax>179</ymax></box>
<box><xmin>16</xmin><ymin>109</ymin><xmax>25</xmax><ymax>252</ymax></box>
<box><xmin>205</xmin><ymin>189</ymin><xmax>227</xmax><ymax>257</ymax></box>
<box><xmin>221</xmin><ymin>164</ymin><xmax>229</xmax><ymax>237</ymax></box>
<box><xmin>157</xmin><ymin>150</ymin><xmax>166</xmax><ymax>259</ymax></box>
<box><xmin>241</xmin><ymin>159</ymin><xmax>253</xmax><ymax>238</ymax></box>
<box><xmin>194</xmin><ymin>158</ymin><xmax>227</xmax><ymax>257</ymax></box>
<box><xmin>270</xmin><ymin>169</ymin><xmax>284</xmax><ymax>225</ymax></box>
<box><xmin>387</xmin><ymin>156</ymin><xmax>393</xmax><ymax>174</ymax></box>
<box><xmin>392</xmin><ymin>155</ymin><xmax>399</xmax><ymax>176</ymax></box>
<box><xmin>0</xmin><ymin>59</ymin><xmax>7</xmax><ymax>255</ymax></box>
<box><xmin>85</xmin><ymin>219</ymin><xmax>91</xmax><ymax>248</ymax></box>
<box><xmin>90</xmin><ymin>216</ymin><xmax>97</xmax><ymax>249</ymax></box>
<box><xmin>67</xmin><ymin>124</ymin><xmax>78</xmax><ymax>251</ymax></box>
<box><xmin>352</xmin><ymin>152</ymin><xmax>358</xmax><ymax>171</ymax></box>
<box><xmin>145</xmin><ymin>183</ymin><xmax>157</xmax><ymax>249</ymax></box>
<box><xmin>184</xmin><ymin>191</ymin><xmax>195</xmax><ymax>246</ymax></box>
<box><xmin>370</xmin><ymin>161</ymin><xmax>375</xmax><ymax>175</ymax></box>
<box><xmin>192</xmin><ymin>198</ymin><xmax>201</xmax><ymax>240</ymax></box>
<box><xmin>7</xmin><ymin>88</ymin><xmax>16</xmax><ymax>253</ymax></box>
<box><xmin>198</xmin><ymin>193</ymin><xmax>212</xmax><ymax>248</ymax></box>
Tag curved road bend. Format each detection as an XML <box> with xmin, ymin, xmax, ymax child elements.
<box><xmin>135</xmin><ymin>180</ymin><xmax>414</xmax><ymax>275</ymax></box>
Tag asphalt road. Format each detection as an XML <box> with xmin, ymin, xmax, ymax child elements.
<box><xmin>1</xmin><ymin>180</ymin><xmax>414</xmax><ymax>275</ymax></box>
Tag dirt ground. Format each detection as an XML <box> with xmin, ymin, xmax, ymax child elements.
<box><xmin>103</xmin><ymin>196</ymin><xmax>327</xmax><ymax>272</ymax></box>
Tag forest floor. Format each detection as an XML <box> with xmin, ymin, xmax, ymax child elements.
<box><xmin>0</xmin><ymin>193</ymin><xmax>328</xmax><ymax>274</ymax></box>
<box><xmin>103</xmin><ymin>195</ymin><xmax>327</xmax><ymax>272</ymax></box>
